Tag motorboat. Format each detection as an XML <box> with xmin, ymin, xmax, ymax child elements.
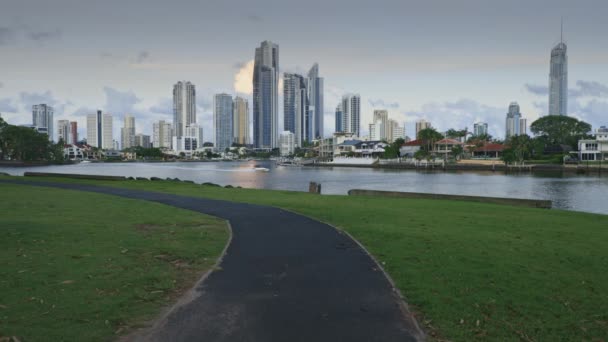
<box><xmin>254</xmin><ymin>167</ymin><xmax>270</xmax><ymax>172</ymax></box>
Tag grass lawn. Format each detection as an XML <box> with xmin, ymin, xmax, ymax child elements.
<box><xmin>1</xmin><ymin>175</ymin><xmax>608</xmax><ymax>341</ymax></box>
<box><xmin>0</xmin><ymin>183</ymin><xmax>229</xmax><ymax>342</ymax></box>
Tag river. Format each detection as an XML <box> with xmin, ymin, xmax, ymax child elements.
<box><xmin>1</xmin><ymin>161</ymin><xmax>607</xmax><ymax>215</ymax></box>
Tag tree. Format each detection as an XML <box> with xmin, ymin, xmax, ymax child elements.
<box><xmin>505</xmin><ymin>134</ymin><xmax>532</xmax><ymax>164</ymax></box>
<box><xmin>446</xmin><ymin>128</ymin><xmax>467</xmax><ymax>140</ymax></box>
<box><xmin>467</xmin><ymin>133</ymin><xmax>493</xmax><ymax>143</ymax></box>
<box><xmin>383</xmin><ymin>138</ymin><xmax>405</xmax><ymax>159</ymax></box>
<box><xmin>451</xmin><ymin>145</ymin><xmax>464</xmax><ymax>160</ymax></box>
<box><xmin>530</xmin><ymin>115</ymin><xmax>592</xmax><ymax>148</ymax></box>
<box><xmin>418</xmin><ymin>128</ymin><xmax>443</xmax><ymax>153</ymax></box>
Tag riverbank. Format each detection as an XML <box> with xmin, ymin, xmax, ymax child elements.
<box><xmin>312</xmin><ymin>160</ymin><xmax>608</xmax><ymax>175</ymax></box>
<box><xmin>2</xmin><ymin>175</ymin><xmax>607</xmax><ymax>341</ymax></box>
<box><xmin>0</xmin><ymin>183</ymin><xmax>229</xmax><ymax>342</ymax></box>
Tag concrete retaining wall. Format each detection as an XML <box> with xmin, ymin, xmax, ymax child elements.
<box><xmin>348</xmin><ymin>189</ymin><xmax>552</xmax><ymax>209</ymax></box>
<box><xmin>24</xmin><ymin>172</ymin><xmax>126</xmax><ymax>181</ymax></box>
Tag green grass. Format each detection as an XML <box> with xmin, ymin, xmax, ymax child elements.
<box><xmin>2</xmin><ymin>176</ymin><xmax>608</xmax><ymax>341</ymax></box>
<box><xmin>0</xmin><ymin>183</ymin><xmax>229</xmax><ymax>342</ymax></box>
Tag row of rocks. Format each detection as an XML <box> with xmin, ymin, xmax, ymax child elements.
<box><xmin>126</xmin><ymin>176</ymin><xmax>241</xmax><ymax>189</ymax></box>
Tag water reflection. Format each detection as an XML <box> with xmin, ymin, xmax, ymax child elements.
<box><xmin>1</xmin><ymin>161</ymin><xmax>606</xmax><ymax>215</ymax></box>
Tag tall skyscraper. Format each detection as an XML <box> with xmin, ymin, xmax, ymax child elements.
<box><xmin>473</xmin><ymin>122</ymin><xmax>488</xmax><ymax>136</ymax></box>
<box><xmin>86</xmin><ymin>111</ymin><xmax>112</xmax><ymax>149</ymax></box>
<box><xmin>70</xmin><ymin>121</ymin><xmax>78</xmax><ymax>144</ymax></box>
<box><xmin>373</xmin><ymin>110</ymin><xmax>389</xmax><ymax>140</ymax></box>
<box><xmin>214</xmin><ymin>93</ymin><xmax>234</xmax><ymax>151</ymax></box>
<box><xmin>307</xmin><ymin>63</ymin><xmax>324</xmax><ymax>140</ymax></box>
<box><xmin>57</xmin><ymin>120</ymin><xmax>70</xmax><ymax>143</ymax></box>
<box><xmin>153</xmin><ymin>120</ymin><xmax>172</xmax><ymax>149</ymax></box>
<box><xmin>506</xmin><ymin>102</ymin><xmax>524</xmax><ymax>139</ymax></box>
<box><xmin>184</xmin><ymin>124</ymin><xmax>203</xmax><ymax>151</ymax></box>
<box><xmin>549</xmin><ymin>22</ymin><xmax>568</xmax><ymax>115</ymax></box>
<box><xmin>134</xmin><ymin>134</ymin><xmax>151</xmax><ymax>148</ymax></box>
<box><xmin>32</xmin><ymin>104</ymin><xmax>54</xmax><ymax>141</ymax></box>
<box><xmin>233</xmin><ymin>96</ymin><xmax>249</xmax><ymax>145</ymax></box>
<box><xmin>173</xmin><ymin>81</ymin><xmax>196</xmax><ymax>151</ymax></box>
<box><xmin>283</xmin><ymin>73</ymin><xmax>307</xmax><ymax>147</ymax></box>
<box><xmin>341</xmin><ymin>94</ymin><xmax>360</xmax><ymax>137</ymax></box>
<box><xmin>253</xmin><ymin>40</ymin><xmax>279</xmax><ymax>148</ymax></box>
<box><xmin>415</xmin><ymin>119</ymin><xmax>431</xmax><ymax>139</ymax></box>
<box><xmin>335</xmin><ymin>104</ymin><xmax>343</xmax><ymax>133</ymax></box>
<box><xmin>121</xmin><ymin>115</ymin><xmax>135</xmax><ymax>150</ymax></box>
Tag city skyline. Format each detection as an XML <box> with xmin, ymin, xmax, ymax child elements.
<box><xmin>1</xmin><ymin>0</ymin><xmax>607</xmax><ymax>143</ymax></box>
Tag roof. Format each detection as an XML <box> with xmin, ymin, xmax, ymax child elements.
<box><xmin>339</xmin><ymin>140</ymin><xmax>362</xmax><ymax>146</ymax></box>
<box><xmin>402</xmin><ymin>139</ymin><xmax>424</xmax><ymax>146</ymax></box>
<box><xmin>435</xmin><ymin>138</ymin><xmax>464</xmax><ymax>145</ymax></box>
<box><xmin>473</xmin><ymin>143</ymin><xmax>505</xmax><ymax>152</ymax></box>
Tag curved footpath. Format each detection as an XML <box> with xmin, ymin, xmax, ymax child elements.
<box><xmin>1</xmin><ymin>180</ymin><xmax>424</xmax><ymax>342</ymax></box>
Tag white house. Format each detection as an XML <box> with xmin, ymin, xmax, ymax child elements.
<box><xmin>578</xmin><ymin>126</ymin><xmax>608</xmax><ymax>161</ymax></box>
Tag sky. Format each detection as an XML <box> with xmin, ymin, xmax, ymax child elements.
<box><xmin>1</xmin><ymin>0</ymin><xmax>607</xmax><ymax>143</ymax></box>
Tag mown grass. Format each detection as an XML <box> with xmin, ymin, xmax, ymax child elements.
<box><xmin>0</xmin><ymin>183</ymin><xmax>229</xmax><ymax>342</ymax></box>
<box><xmin>1</xmin><ymin>175</ymin><xmax>608</xmax><ymax>341</ymax></box>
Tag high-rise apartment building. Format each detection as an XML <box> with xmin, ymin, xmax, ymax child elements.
<box><xmin>134</xmin><ymin>134</ymin><xmax>151</xmax><ymax>148</ymax></box>
<box><xmin>121</xmin><ymin>115</ymin><xmax>135</xmax><ymax>150</ymax></box>
<box><xmin>173</xmin><ymin>81</ymin><xmax>196</xmax><ymax>151</ymax></box>
<box><xmin>341</xmin><ymin>94</ymin><xmax>360</xmax><ymax>137</ymax></box>
<box><xmin>214</xmin><ymin>93</ymin><xmax>234</xmax><ymax>151</ymax></box>
<box><xmin>415</xmin><ymin>119</ymin><xmax>431</xmax><ymax>139</ymax></box>
<box><xmin>86</xmin><ymin>110</ymin><xmax>112</xmax><ymax>149</ymax></box>
<box><xmin>32</xmin><ymin>104</ymin><xmax>54</xmax><ymax>141</ymax></box>
<box><xmin>279</xmin><ymin>131</ymin><xmax>295</xmax><ymax>156</ymax></box>
<box><xmin>253</xmin><ymin>40</ymin><xmax>279</xmax><ymax>148</ymax></box>
<box><xmin>184</xmin><ymin>124</ymin><xmax>203</xmax><ymax>151</ymax></box>
<box><xmin>473</xmin><ymin>122</ymin><xmax>488</xmax><ymax>137</ymax></box>
<box><xmin>307</xmin><ymin>63</ymin><xmax>324</xmax><ymax>140</ymax></box>
<box><xmin>549</xmin><ymin>23</ymin><xmax>568</xmax><ymax>116</ymax></box>
<box><xmin>283</xmin><ymin>73</ymin><xmax>307</xmax><ymax>147</ymax></box>
<box><xmin>335</xmin><ymin>104</ymin><xmax>343</xmax><ymax>133</ymax></box>
<box><xmin>57</xmin><ymin>120</ymin><xmax>70</xmax><ymax>143</ymax></box>
<box><xmin>70</xmin><ymin>121</ymin><xmax>78</xmax><ymax>144</ymax></box>
<box><xmin>233</xmin><ymin>96</ymin><xmax>249</xmax><ymax>145</ymax></box>
<box><xmin>153</xmin><ymin>120</ymin><xmax>172</xmax><ymax>149</ymax></box>
<box><xmin>506</xmin><ymin>102</ymin><xmax>526</xmax><ymax>139</ymax></box>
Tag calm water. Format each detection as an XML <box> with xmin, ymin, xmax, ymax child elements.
<box><xmin>2</xmin><ymin>161</ymin><xmax>607</xmax><ymax>215</ymax></box>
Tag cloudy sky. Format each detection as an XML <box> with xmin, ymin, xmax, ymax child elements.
<box><xmin>1</xmin><ymin>0</ymin><xmax>607</xmax><ymax>142</ymax></box>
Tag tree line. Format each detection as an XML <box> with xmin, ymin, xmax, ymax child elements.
<box><xmin>0</xmin><ymin>117</ymin><xmax>64</xmax><ymax>163</ymax></box>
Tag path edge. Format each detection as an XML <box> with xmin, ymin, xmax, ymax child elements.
<box><xmin>279</xmin><ymin>207</ymin><xmax>427</xmax><ymax>342</ymax></box>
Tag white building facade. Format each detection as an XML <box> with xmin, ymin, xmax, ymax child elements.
<box><xmin>32</xmin><ymin>104</ymin><xmax>54</xmax><ymax>141</ymax></box>
<box><xmin>173</xmin><ymin>81</ymin><xmax>196</xmax><ymax>151</ymax></box>
<box><xmin>279</xmin><ymin>131</ymin><xmax>295</xmax><ymax>156</ymax></box>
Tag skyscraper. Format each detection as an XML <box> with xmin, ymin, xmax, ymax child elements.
<box><xmin>57</xmin><ymin>119</ymin><xmax>70</xmax><ymax>143</ymax></box>
<box><xmin>233</xmin><ymin>96</ymin><xmax>249</xmax><ymax>145</ymax></box>
<box><xmin>341</xmin><ymin>94</ymin><xmax>360</xmax><ymax>137</ymax></box>
<box><xmin>283</xmin><ymin>73</ymin><xmax>307</xmax><ymax>147</ymax></box>
<box><xmin>121</xmin><ymin>115</ymin><xmax>135</xmax><ymax>150</ymax></box>
<box><xmin>153</xmin><ymin>120</ymin><xmax>172</xmax><ymax>149</ymax></box>
<box><xmin>415</xmin><ymin>119</ymin><xmax>431</xmax><ymax>139</ymax></box>
<box><xmin>86</xmin><ymin>111</ymin><xmax>112</xmax><ymax>149</ymax></box>
<box><xmin>70</xmin><ymin>121</ymin><xmax>78</xmax><ymax>144</ymax></box>
<box><xmin>253</xmin><ymin>40</ymin><xmax>279</xmax><ymax>148</ymax></box>
<box><xmin>173</xmin><ymin>81</ymin><xmax>196</xmax><ymax>151</ymax></box>
<box><xmin>335</xmin><ymin>104</ymin><xmax>343</xmax><ymax>133</ymax></box>
<box><xmin>473</xmin><ymin>122</ymin><xmax>488</xmax><ymax>136</ymax></box>
<box><xmin>214</xmin><ymin>93</ymin><xmax>234</xmax><ymax>151</ymax></box>
<box><xmin>506</xmin><ymin>102</ymin><xmax>524</xmax><ymax>138</ymax></box>
<box><xmin>307</xmin><ymin>63</ymin><xmax>324</xmax><ymax>140</ymax></box>
<box><xmin>134</xmin><ymin>134</ymin><xmax>151</xmax><ymax>148</ymax></box>
<box><xmin>32</xmin><ymin>104</ymin><xmax>54</xmax><ymax>141</ymax></box>
<box><xmin>549</xmin><ymin>22</ymin><xmax>568</xmax><ymax>116</ymax></box>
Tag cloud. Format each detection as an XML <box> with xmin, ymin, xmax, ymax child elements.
<box><xmin>524</xmin><ymin>84</ymin><xmax>549</xmax><ymax>96</ymax></box>
<box><xmin>27</xmin><ymin>29</ymin><xmax>62</xmax><ymax>42</ymax></box>
<box><xmin>19</xmin><ymin>91</ymin><xmax>59</xmax><ymax>107</ymax></box>
<box><xmin>0</xmin><ymin>98</ymin><xmax>18</xmax><ymax>113</ymax></box>
<box><xmin>401</xmin><ymin>98</ymin><xmax>506</xmax><ymax>139</ymax></box>
<box><xmin>0</xmin><ymin>27</ymin><xmax>15</xmax><ymax>45</ymax></box>
<box><xmin>234</xmin><ymin>60</ymin><xmax>254</xmax><ymax>95</ymax></box>
<box><xmin>149</xmin><ymin>98</ymin><xmax>172</xmax><ymax>114</ymax></box>
<box><xmin>0</xmin><ymin>81</ymin><xmax>4</xmax><ymax>88</ymax></box>
<box><xmin>246</xmin><ymin>14</ymin><xmax>263</xmax><ymax>22</ymax></box>
<box><xmin>368</xmin><ymin>98</ymin><xmax>399</xmax><ymax>109</ymax></box>
<box><xmin>103</xmin><ymin>87</ymin><xmax>141</xmax><ymax>116</ymax></box>
<box><xmin>570</xmin><ymin>80</ymin><xmax>608</xmax><ymax>98</ymax></box>
<box><xmin>135</xmin><ymin>50</ymin><xmax>150</xmax><ymax>64</ymax></box>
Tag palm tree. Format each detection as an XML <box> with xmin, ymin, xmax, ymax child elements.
<box><xmin>418</xmin><ymin>128</ymin><xmax>444</xmax><ymax>155</ymax></box>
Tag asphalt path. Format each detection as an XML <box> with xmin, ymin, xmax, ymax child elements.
<box><xmin>1</xmin><ymin>180</ymin><xmax>424</xmax><ymax>342</ymax></box>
